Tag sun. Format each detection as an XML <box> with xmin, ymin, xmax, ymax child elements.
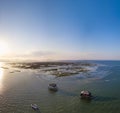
<box><xmin>0</xmin><ymin>41</ymin><xmax>9</xmax><ymax>56</ymax></box>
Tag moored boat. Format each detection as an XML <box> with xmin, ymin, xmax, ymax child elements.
<box><xmin>31</xmin><ymin>104</ymin><xmax>39</xmax><ymax>110</ymax></box>
<box><xmin>48</xmin><ymin>83</ymin><xmax>58</xmax><ymax>91</ymax></box>
<box><xmin>80</xmin><ymin>90</ymin><xmax>92</xmax><ymax>99</ymax></box>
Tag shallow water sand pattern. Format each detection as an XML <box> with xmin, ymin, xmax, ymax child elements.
<box><xmin>9</xmin><ymin>62</ymin><xmax>96</xmax><ymax>77</ymax></box>
<box><xmin>0</xmin><ymin>61</ymin><xmax>120</xmax><ymax>113</ymax></box>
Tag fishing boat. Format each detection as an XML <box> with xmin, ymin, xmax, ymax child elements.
<box><xmin>48</xmin><ymin>83</ymin><xmax>58</xmax><ymax>91</ymax></box>
<box><xmin>80</xmin><ymin>90</ymin><xmax>92</xmax><ymax>99</ymax></box>
<box><xmin>31</xmin><ymin>104</ymin><xmax>39</xmax><ymax>110</ymax></box>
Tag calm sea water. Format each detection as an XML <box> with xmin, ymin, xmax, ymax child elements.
<box><xmin>0</xmin><ymin>61</ymin><xmax>120</xmax><ymax>113</ymax></box>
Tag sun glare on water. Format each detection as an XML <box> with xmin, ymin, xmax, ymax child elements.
<box><xmin>0</xmin><ymin>62</ymin><xmax>4</xmax><ymax>93</ymax></box>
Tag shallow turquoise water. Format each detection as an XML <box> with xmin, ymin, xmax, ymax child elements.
<box><xmin>0</xmin><ymin>61</ymin><xmax>120</xmax><ymax>113</ymax></box>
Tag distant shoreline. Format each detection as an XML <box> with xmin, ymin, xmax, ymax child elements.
<box><xmin>0</xmin><ymin>59</ymin><xmax>120</xmax><ymax>63</ymax></box>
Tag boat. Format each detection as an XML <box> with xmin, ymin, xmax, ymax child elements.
<box><xmin>31</xmin><ymin>104</ymin><xmax>39</xmax><ymax>110</ymax></box>
<box><xmin>80</xmin><ymin>90</ymin><xmax>92</xmax><ymax>99</ymax></box>
<box><xmin>48</xmin><ymin>83</ymin><xmax>58</xmax><ymax>91</ymax></box>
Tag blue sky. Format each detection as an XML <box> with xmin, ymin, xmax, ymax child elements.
<box><xmin>0</xmin><ymin>0</ymin><xmax>120</xmax><ymax>61</ymax></box>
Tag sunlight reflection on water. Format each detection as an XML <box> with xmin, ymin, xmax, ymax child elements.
<box><xmin>0</xmin><ymin>62</ymin><xmax>4</xmax><ymax>94</ymax></box>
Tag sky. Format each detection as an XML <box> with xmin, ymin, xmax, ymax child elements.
<box><xmin>0</xmin><ymin>0</ymin><xmax>120</xmax><ymax>61</ymax></box>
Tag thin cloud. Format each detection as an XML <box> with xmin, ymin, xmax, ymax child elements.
<box><xmin>30</xmin><ymin>51</ymin><xmax>55</xmax><ymax>56</ymax></box>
